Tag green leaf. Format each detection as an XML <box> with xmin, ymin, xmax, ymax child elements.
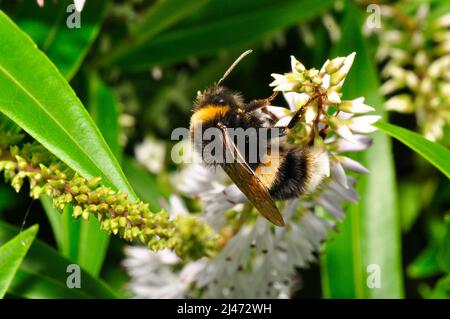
<box><xmin>0</xmin><ymin>225</ymin><xmax>38</xmax><ymax>298</ymax></box>
<box><xmin>130</xmin><ymin>0</ymin><xmax>210</xmax><ymax>43</ymax></box>
<box><xmin>408</xmin><ymin>245</ymin><xmax>442</xmax><ymax>279</ymax></box>
<box><xmin>41</xmin><ymin>198</ymin><xmax>85</xmax><ymax>267</ymax></box>
<box><xmin>77</xmin><ymin>218</ymin><xmax>109</xmax><ymax>278</ymax></box>
<box><xmin>9</xmin><ymin>269</ymin><xmax>90</xmax><ymax>299</ymax></box>
<box><xmin>86</xmin><ymin>72</ymin><xmax>121</xmax><ymax>161</ymax></box>
<box><xmin>375</xmin><ymin>121</ymin><xmax>450</xmax><ymax>179</ymax></box>
<box><xmin>41</xmin><ymin>195</ymin><xmax>64</xmax><ymax>253</ymax></box>
<box><xmin>0</xmin><ymin>220</ymin><xmax>117</xmax><ymax>298</ymax></box>
<box><xmin>419</xmin><ymin>274</ymin><xmax>450</xmax><ymax>299</ymax></box>
<box><xmin>398</xmin><ymin>181</ymin><xmax>422</xmax><ymax>233</ymax></box>
<box><xmin>408</xmin><ymin>217</ymin><xmax>446</xmax><ymax>279</ymax></box>
<box><xmin>0</xmin><ymin>10</ymin><xmax>137</xmax><ymax>201</ymax></box>
<box><xmin>14</xmin><ymin>0</ymin><xmax>110</xmax><ymax>80</ymax></box>
<box><xmin>321</xmin><ymin>3</ymin><xmax>403</xmax><ymax>298</ymax></box>
<box><xmin>319</xmin><ymin>207</ymin><xmax>358</xmax><ymax>298</ymax></box>
<box><xmin>105</xmin><ymin>0</ymin><xmax>334</xmax><ymax>69</ymax></box>
<box><xmin>437</xmin><ymin>216</ymin><xmax>450</xmax><ymax>272</ymax></box>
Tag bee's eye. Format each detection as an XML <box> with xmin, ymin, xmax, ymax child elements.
<box><xmin>218</xmin><ymin>99</ymin><xmax>226</xmax><ymax>105</ymax></box>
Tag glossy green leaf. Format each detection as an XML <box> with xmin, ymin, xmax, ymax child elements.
<box><xmin>0</xmin><ymin>11</ymin><xmax>137</xmax><ymax>201</ymax></box>
<box><xmin>14</xmin><ymin>0</ymin><xmax>110</xmax><ymax>80</ymax></box>
<box><xmin>321</xmin><ymin>4</ymin><xmax>403</xmax><ymax>298</ymax></box>
<box><xmin>41</xmin><ymin>196</ymin><xmax>64</xmax><ymax>253</ymax></box>
<box><xmin>41</xmin><ymin>198</ymin><xmax>82</xmax><ymax>262</ymax></box>
<box><xmin>0</xmin><ymin>220</ymin><xmax>117</xmax><ymax>299</ymax></box>
<box><xmin>0</xmin><ymin>225</ymin><xmax>38</xmax><ymax>298</ymax></box>
<box><xmin>77</xmin><ymin>217</ymin><xmax>109</xmax><ymax>278</ymax></box>
<box><xmin>9</xmin><ymin>268</ymin><xmax>90</xmax><ymax>299</ymax></box>
<box><xmin>376</xmin><ymin>121</ymin><xmax>450</xmax><ymax>179</ymax></box>
<box><xmin>105</xmin><ymin>0</ymin><xmax>334</xmax><ymax>69</ymax></box>
<box><xmin>86</xmin><ymin>72</ymin><xmax>121</xmax><ymax>161</ymax></box>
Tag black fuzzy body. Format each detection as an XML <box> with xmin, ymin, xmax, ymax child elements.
<box><xmin>268</xmin><ymin>147</ymin><xmax>310</xmax><ymax>200</ymax></box>
<box><xmin>191</xmin><ymin>85</ymin><xmax>311</xmax><ymax>201</ymax></box>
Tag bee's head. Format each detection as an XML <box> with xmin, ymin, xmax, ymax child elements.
<box><xmin>193</xmin><ymin>85</ymin><xmax>243</xmax><ymax>111</ymax></box>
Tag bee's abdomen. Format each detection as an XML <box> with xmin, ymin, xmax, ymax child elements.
<box><xmin>268</xmin><ymin>146</ymin><xmax>330</xmax><ymax>200</ymax></box>
<box><xmin>268</xmin><ymin>148</ymin><xmax>310</xmax><ymax>200</ymax></box>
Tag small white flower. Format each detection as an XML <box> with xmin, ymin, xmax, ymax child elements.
<box><xmin>200</xmin><ymin>184</ymin><xmax>246</xmax><ymax>230</ymax></box>
<box><xmin>322</xmin><ymin>74</ymin><xmax>331</xmax><ymax>89</ymax></box>
<box><xmin>283</xmin><ymin>92</ymin><xmax>310</xmax><ymax>111</ymax></box>
<box><xmin>315</xmin><ymin>194</ymin><xmax>344</xmax><ymax>220</ymax></box>
<box><xmin>330</xmin><ymin>52</ymin><xmax>356</xmax><ymax>86</ymax></box>
<box><xmin>304</xmin><ymin>105</ymin><xmax>317</xmax><ymax>124</ymax></box>
<box><xmin>385</xmin><ymin>95</ymin><xmax>414</xmax><ymax>113</ymax></box>
<box><xmin>348</xmin><ymin>115</ymin><xmax>381</xmax><ymax>133</ymax></box>
<box><xmin>340</xmin><ymin>156</ymin><xmax>369</xmax><ymax>174</ymax></box>
<box><xmin>290</xmin><ymin>55</ymin><xmax>305</xmax><ymax>73</ymax></box>
<box><xmin>265</xmin><ymin>105</ymin><xmax>291</xmax><ymax>119</ymax></box>
<box><xmin>160</xmin><ymin>194</ymin><xmax>189</xmax><ymax>217</ymax></box>
<box><xmin>336</xmin><ymin>124</ymin><xmax>356</xmax><ymax>143</ymax></box>
<box><xmin>331</xmin><ymin>161</ymin><xmax>348</xmax><ymax>189</ymax></box>
<box><xmin>327</xmin><ymin>179</ymin><xmax>359</xmax><ymax>203</ymax></box>
<box><xmin>339</xmin><ymin>97</ymin><xmax>375</xmax><ymax>114</ymax></box>
<box><xmin>171</xmin><ymin>163</ymin><xmax>227</xmax><ymax>197</ymax></box>
<box><xmin>135</xmin><ymin>137</ymin><xmax>166</xmax><ymax>174</ymax></box>
<box><xmin>380</xmin><ymin>78</ymin><xmax>403</xmax><ymax>95</ymax></box>
<box><xmin>270</xmin><ymin>73</ymin><xmax>297</xmax><ymax>92</ymax></box>
<box><xmin>123</xmin><ymin>246</ymin><xmax>205</xmax><ymax>299</ymax></box>
<box><xmin>327</xmin><ymin>91</ymin><xmax>341</xmax><ymax>104</ymax></box>
<box><xmin>335</xmin><ymin>134</ymin><xmax>373</xmax><ymax>152</ymax></box>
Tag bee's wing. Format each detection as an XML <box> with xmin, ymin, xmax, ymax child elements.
<box><xmin>219</xmin><ymin>126</ymin><xmax>285</xmax><ymax>227</ymax></box>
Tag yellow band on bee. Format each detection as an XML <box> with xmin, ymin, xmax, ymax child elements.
<box><xmin>191</xmin><ymin>105</ymin><xmax>230</xmax><ymax>124</ymax></box>
<box><xmin>254</xmin><ymin>150</ymin><xmax>282</xmax><ymax>188</ymax></box>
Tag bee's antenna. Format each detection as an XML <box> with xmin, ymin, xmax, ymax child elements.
<box><xmin>218</xmin><ymin>50</ymin><xmax>253</xmax><ymax>85</ymax></box>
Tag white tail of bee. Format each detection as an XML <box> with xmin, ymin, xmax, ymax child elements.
<box><xmin>305</xmin><ymin>147</ymin><xmax>330</xmax><ymax>194</ymax></box>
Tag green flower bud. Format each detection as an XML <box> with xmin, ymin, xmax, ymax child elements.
<box><xmin>39</xmin><ymin>164</ymin><xmax>51</xmax><ymax>177</ymax></box>
<box><xmin>79</xmin><ymin>185</ymin><xmax>89</xmax><ymax>194</ymax></box>
<box><xmin>73</xmin><ymin>206</ymin><xmax>83</xmax><ymax>219</ymax></box>
<box><xmin>118</xmin><ymin>216</ymin><xmax>127</xmax><ymax>227</ymax></box>
<box><xmin>75</xmin><ymin>194</ymin><xmax>88</xmax><ymax>204</ymax></box>
<box><xmin>70</xmin><ymin>185</ymin><xmax>80</xmax><ymax>195</ymax></box>
<box><xmin>88</xmin><ymin>191</ymin><xmax>100</xmax><ymax>201</ymax></box>
<box><xmin>15</xmin><ymin>155</ymin><xmax>28</xmax><ymax>170</ymax></box>
<box><xmin>88</xmin><ymin>177</ymin><xmax>102</xmax><ymax>189</ymax></box>
<box><xmin>82</xmin><ymin>210</ymin><xmax>90</xmax><ymax>221</ymax></box>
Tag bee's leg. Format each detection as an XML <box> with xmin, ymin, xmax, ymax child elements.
<box><xmin>287</xmin><ymin>105</ymin><xmax>307</xmax><ymax>129</ymax></box>
<box><xmin>246</xmin><ymin>92</ymin><xmax>279</xmax><ymax>112</ymax></box>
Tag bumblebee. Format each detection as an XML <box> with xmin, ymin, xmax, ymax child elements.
<box><xmin>190</xmin><ymin>51</ymin><xmax>329</xmax><ymax>227</ymax></box>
